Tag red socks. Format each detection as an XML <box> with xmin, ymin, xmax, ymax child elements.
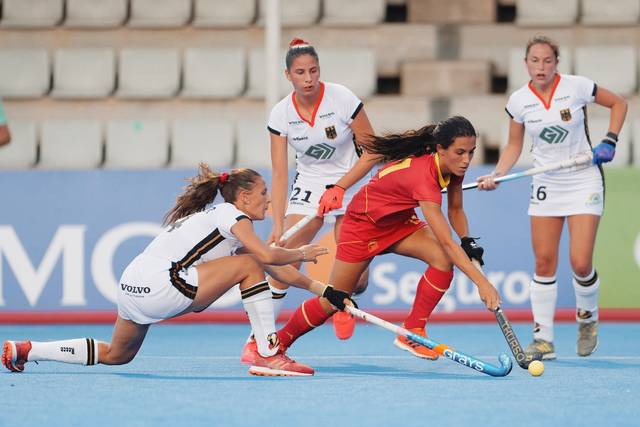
<box><xmin>404</xmin><ymin>267</ymin><xmax>454</xmax><ymax>330</ymax></box>
<box><xmin>277</xmin><ymin>296</ymin><xmax>331</xmax><ymax>349</ymax></box>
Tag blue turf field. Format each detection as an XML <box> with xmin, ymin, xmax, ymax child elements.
<box><xmin>1</xmin><ymin>322</ymin><xmax>639</xmax><ymax>427</ymax></box>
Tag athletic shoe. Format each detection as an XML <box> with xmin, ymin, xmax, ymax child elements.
<box><xmin>393</xmin><ymin>327</ymin><xmax>439</xmax><ymax>360</ymax></box>
<box><xmin>333</xmin><ymin>311</ymin><xmax>356</xmax><ymax>340</ymax></box>
<box><xmin>525</xmin><ymin>339</ymin><xmax>556</xmax><ymax>360</ymax></box>
<box><xmin>240</xmin><ymin>337</ymin><xmax>258</xmax><ymax>365</ymax></box>
<box><xmin>2</xmin><ymin>340</ymin><xmax>32</xmax><ymax>373</ymax></box>
<box><xmin>577</xmin><ymin>321</ymin><xmax>598</xmax><ymax>357</ymax></box>
<box><xmin>248</xmin><ymin>352</ymin><xmax>314</xmax><ymax>376</ymax></box>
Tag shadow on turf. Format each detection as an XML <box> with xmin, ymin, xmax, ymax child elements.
<box><xmin>549</xmin><ymin>359</ymin><xmax>640</xmax><ymax>370</ymax></box>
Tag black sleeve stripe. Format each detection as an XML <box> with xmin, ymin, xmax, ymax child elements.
<box><xmin>267</xmin><ymin>126</ymin><xmax>281</xmax><ymax>136</ymax></box>
<box><xmin>235</xmin><ymin>215</ymin><xmax>251</xmax><ymax>222</ymax></box>
<box><xmin>350</xmin><ymin>102</ymin><xmax>364</xmax><ymax>120</ymax></box>
<box><xmin>504</xmin><ymin>107</ymin><xmax>514</xmax><ymax>119</ymax></box>
<box><xmin>592</xmin><ymin>83</ymin><xmax>598</xmax><ymax>97</ymax></box>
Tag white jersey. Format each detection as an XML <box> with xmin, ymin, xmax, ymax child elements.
<box><xmin>268</xmin><ymin>82</ymin><xmax>363</xmax><ymax>183</ymax></box>
<box><xmin>144</xmin><ymin>202</ymin><xmax>247</xmax><ymax>266</ymax></box>
<box><xmin>506</xmin><ymin>74</ymin><xmax>604</xmax><ymax>217</ymax></box>
<box><xmin>117</xmin><ymin>203</ymin><xmax>249</xmax><ymax>324</ymax></box>
<box><xmin>506</xmin><ymin>73</ymin><xmax>598</xmax><ymax>177</ymax></box>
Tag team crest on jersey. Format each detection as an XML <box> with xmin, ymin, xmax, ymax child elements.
<box><xmin>305</xmin><ymin>143</ymin><xmax>335</xmax><ymax>160</ymax></box>
<box><xmin>325</xmin><ymin>125</ymin><xmax>337</xmax><ymax>139</ymax></box>
<box><xmin>560</xmin><ymin>108</ymin><xmax>572</xmax><ymax>121</ymax></box>
<box><xmin>540</xmin><ymin>125</ymin><xmax>568</xmax><ymax>144</ymax></box>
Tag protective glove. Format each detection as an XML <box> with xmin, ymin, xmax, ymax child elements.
<box><xmin>317</xmin><ymin>184</ymin><xmax>345</xmax><ymax>217</ymax></box>
<box><xmin>461</xmin><ymin>236</ymin><xmax>484</xmax><ymax>266</ymax></box>
<box><xmin>322</xmin><ymin>285</ymin><xmax>357</xmax><ymax>311</ymax></box>
<box><xmin>592</xmin><ymin>132</ymin><xmax>617</xmax><ymax>165</ymax></box>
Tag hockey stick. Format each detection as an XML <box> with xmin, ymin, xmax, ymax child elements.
<box><xmin>442</xmin><ymin>151</ymin><xmax>593</xmax><ymax>193</ymax></box>
<box><xmin>471</xmin><ymin>260</ymin><xmax>537</xmax><ymax>369</ymax></box>
<box><xmin>345</xmin><ymin>305</ymin><xmax>512</xmax><ymax>377</ymax></box>
<box><xmin>279</xmin><ymin>214</ymin><xmax>315</xmax><ymax>243</ymax></box>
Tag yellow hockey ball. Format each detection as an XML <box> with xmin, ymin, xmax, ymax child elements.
<box><xmin>528</xmin><ymin>360</ymin><xmax>544</xmax><ymax>377</ymax></box>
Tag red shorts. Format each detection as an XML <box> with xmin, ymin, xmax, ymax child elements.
<box><xmin>336</xmin><ymin>209</ymin><xmax>427</xmax><ymax>263</ymax></box>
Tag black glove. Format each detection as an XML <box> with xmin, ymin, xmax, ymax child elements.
<box><xmin>461</xmin><ymin>236</ymin><xmax>484</xmax><ymax>266</ymax></box>
<box><xmin>322</xmin><ymin>285</ymin><xmax>357</xmax><ymax>311</ymax></box>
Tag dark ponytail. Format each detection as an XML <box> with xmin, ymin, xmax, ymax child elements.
<box><xmin>366</xmin><ymin>116</ymin><xmax>477</xmax><ymax>163</ymax></box>
<box><xmin>163</xmin><ymin>163</ymin><xmax>261</xmax><ymax>226</ymax></box>
<box><xmin>285</xmin><ymin>37</ymin><xmax>319</xmax><ymax>70</ymax></box>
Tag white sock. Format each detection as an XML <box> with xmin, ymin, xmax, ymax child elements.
<box><xmin>29</xmin><ymin>338</ymin><xmax>101</xmax><ymax>365</ymax></box>
<box><xmin>270</xmin><ymin>284</ymin><xmax>287</xmax><ymax>322</ymax></box>
<box><xmin>530</xmin><ymin>275</ymin><xmax>557</xmax><ymax>342</ymax></box>
<box><xmin>241</xmin><ymin>281</ymin><xmax>278</xmax><ymax>357</ymax></box>
<box><xmin>573</xmin><ymin>269</ymin><xmax>600</xmax><ymax>323</ymax></box>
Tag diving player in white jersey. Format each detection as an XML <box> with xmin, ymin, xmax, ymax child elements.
<box><xmin>241</xmin><ymin>38</ymin><xmax>380</xmax><ymax>363</ymax></box>
<box><xmin>477</xmin><ymin>36</ymin><xmax>627</xmax><ymax>360</ymax></box>
<box><xmin>2</xmin><ymin>165</ymin><xmax>352</xmax><ymax>377</ymax></box>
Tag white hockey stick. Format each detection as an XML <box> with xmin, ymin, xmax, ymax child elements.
<box><xmin>278</xmin><ymin>214</ymin><xmax>316</xmax><ymax>243</ymax></box>
<box><xmin>442</xmin><ymin>151</ymin><xmax>593</xmax><ymax>193</ymax></box>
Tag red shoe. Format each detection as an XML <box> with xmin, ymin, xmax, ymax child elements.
<box><xmin>393</xmin><ymin>327</ymin><xmax>439</xmax><ymax>360</ymax></box>
<box><xmin>333</xmin><ymin>311</ymin><xmax>356</xmax><ymax>340</ymax></box>
<box><xmin>240</xmin><ymin>337</ymin><xmax>258</xmax><ymax>365</ymax></box>
<box><xmin>248</xmin><ymin>351</ymin><xmax>314</xmax><ymax>376</ymax></box>
<box><xmin>2</xmin><ymin>340</ymin><xmax>32</xmax><ymax>372</ymax></box>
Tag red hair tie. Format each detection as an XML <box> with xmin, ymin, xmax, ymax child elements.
<box><xmin>219</xmin><ymin>172</ymin><xmax>229</xmax><ymax>186</ymax></box>
<box><xmin>289</xmin><ymin>38</ymin><xmax>309</xmax><ymax>48</ymax></box>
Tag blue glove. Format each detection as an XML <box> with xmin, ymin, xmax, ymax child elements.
<box><xmin>592</xmin><ymin>132</ymin><xmax>617</xmax><ymax>165</ymax></box>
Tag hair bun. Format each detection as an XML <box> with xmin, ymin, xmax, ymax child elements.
<box><xmin>289</xmin><ymin>38</ymin><xmax>309</xmax><ymax>48</ymax></box>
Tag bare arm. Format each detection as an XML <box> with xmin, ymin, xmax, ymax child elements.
<box><xmin>446</xmin><ymin>183</ymin><xmax>469</xmax><ymax>239</ymax></box>
<box><xmin>420</xmin><ymin>200</ymin><xmax>500</xmax><ymax>310</ymax></box>
<box><xmin>334</xmin><ymin>108</ymin><xmax>379</xmax><ymax>190</ymax></box>
<box><xmin>0</xmin><ymin>125</ymin><xmax>10</xmax><ymax>146</ymax></box>
<box><xmin>231</xmin><ymin>219</ymin><xmax>328</xmax><ymax>265</ymax></box>
<box><xmin>594</xmin><ymin>86</ymin><xmax>627</xmax><ymax>136</ymax></box>
<box><xmin>270</xmin><ymin>133</ymin><xmax>289</xmax><ymax>241</ymax></box>
<box><xmin>477</xmin><ymin>120</ymin><xmax>525</xmax><ymax>190</ymax></box>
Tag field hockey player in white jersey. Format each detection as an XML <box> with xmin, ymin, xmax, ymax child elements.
<box><xmin>241</xmin><ymin>38</ymin><xmax>380</xmax><ymax>363</ymax></box>
<box><xmin>2</xmin><ymin>164</ymin><xmax>353</xmax><ymax>377</ymax></box>
<box><xmin>477</xmin><ymin>35</ymin><xmax>627</xmax><ymax>360</ymax></box>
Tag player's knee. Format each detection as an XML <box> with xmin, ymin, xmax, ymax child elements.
<box><xmin>241</xmin><ymin>255</ymin><xmax>266</xmax><ymax>282</ymax></box>
<box><xmin>102</xmin><ymin>347</ymin><xmax>137</xmax><ymax>365</ymax></box>
<box><xmin>570</xmin><ymin>261</ymin><xmax>593</xmax><ymax>279</ymax></box>
<box><xmin>535</xmin><ymin>255</ymin><xmax>556</xmax><ymax>276</ymax></box>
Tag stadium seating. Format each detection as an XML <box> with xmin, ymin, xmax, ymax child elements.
<box><xmin>257</xmin><ymin>0</ymin><xmax>321</xmax><ymax>27</ymax></box>
<box><xmin>181</xmin><ymin>48</ymin><xmax>246</xmax><ymax>98</ymax></box>
<box><xmin>170</xmin><ymin>119</ymin><xmax>234</xmax><ymax>168</ymax></box>
<box><xmin>321</xmin><ymin>0</ymin><xmax>386</xmax><ymax>26</ymax></box>
<box><xmin>516</xmin><ymin>0</ymin><xmax>579</xmax><ymax>26</ymax></box>
<box><xmin>0</xmin><ymin>120</ymin><xmax>38</xmax><ymax>169</ymax></box>
<box><xmin>39</xmin><ymin>120</ymin><xmax>103</xmax><ymax>169</ymax></box>
<box><xmin>52</xmin><ymin>49</ymin><xmax>116</xmax><ymax>98</ymax></box>
<box><xmin>128</xmin><ymin>0</ymin><xmax>192</xmax><ymax>28</ymax></box>
<box><xmin>0</xmin><ymin>0</ymin><xmax>64</xmax><ymax>28</ymax></box>
<box><xmin>105</xmin><ymin>120</ymin><xmax>169</xmax><ymax>168</ymax></box>
<box><xmin>0</xmin><ymin>49</ymin><xmax>50</xmax><ymax>98</ymax></box>
<box><xmin>581</xmin><ymin>0</ymin><xmax>640</xmax><ymax>25</ymax></box>
<box><xmin>401</xmin><ymin>60</ymin><xmax>492</xmax><ymax>97</ymax></box>
<box><xmin>235</xmin><ymin>117</ymin><xmax>272</xmax><ymax>168</ymax></box>
<box><xmin>574</xmin><ymin>46</ymin><xmax>637</xmax><ymax>96</ymax></box>
<box><xmin>407</xmin><ymin>0</ymin><xmax>496</xmax><ymax>23</ymax></box>
<box><xmin>192</xmin><ymin>0</ymin><xmax>256</xmax><ymax>27</ymax></box>
<box><xmin>450</xmin><ymin>95</ymin><xmax>510</xmax><ymax>149</ymax></box>
<box><xmin>117</xmin><ymin>49</ymin><xmax>181</xmax><ymax>98</ymax></box>
<box><xmin>365</xmin><ymin>96</ymin><xmax>432</xmax><ymax>135</ymax></box>
<box><xmin>64</xmin><ymin>0</ymin><xmax>129</xmax><ymax>28</ymax></box>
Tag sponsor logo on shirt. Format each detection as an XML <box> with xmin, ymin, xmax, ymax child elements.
<box><xmin>539</xmin><ymin>125</ymin><xmax>568</xmax><ymax>144</ymax></box>
<box><xmin>305</xmin><ymin>143</ymin><xmax>336</xmax><ymax>160</ymax></box>
<box><xmin>554</xmin><ymin>95</ymin><xmax>570</xmax><ymax>102</ymax></box>
<box><xmin>526</xmin><ymin>119</ymin><xmax>543</xmax><ymax>124</ymax></box>
<box><xmin>292</xmin><ymin>136</ymin><xmax>308</xmax><ymax>142</ymax></box>
<box><xmin>523</xmin><ymin>103</ymin><xmax>538</xmax><ymax>109</ymax></box>
<box><xmin>319</xmin><ymin>112</ymin><xmax>336</xmax><ymax>119</ymax></box>
<box><xmin>288</xmin><ymin>120</ymin><xmax>305</xmax><ymax>125</ymax></box>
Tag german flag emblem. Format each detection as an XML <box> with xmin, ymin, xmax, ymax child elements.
<box><xmin>325</xmin><ymin>125</ymin><xmax>337</xmax><ymax>139</ymax></box>
<box><xmin>560</xmin><ymin>108</ymin><xmax>571</xmax><ymax>122</ymax></box>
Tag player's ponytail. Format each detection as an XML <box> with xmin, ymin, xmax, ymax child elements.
<box><xmin>285</xmin><ymin>37</ymin><xmax>319</xmax><ymax>70</ymax></box>
<box><xmin>163</xmin><ymin>164</ymin><xmax>261</xmax><ymax>226</ymax></box>
<box><xmin>365</xmin><ymin>116</ymin><xmax>477</xmax><ymax>163</ymax></box>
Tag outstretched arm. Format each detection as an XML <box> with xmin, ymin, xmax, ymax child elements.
<box><xmin>420</xmin><ymin>200</ymin><xmax>500</xmax><ymax>310</ymax></box>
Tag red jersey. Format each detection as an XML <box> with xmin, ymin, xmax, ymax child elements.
<box><xmin>347</xmin><ymin>154</ymin><xmax>464</xmax><ymax>223</ymax></box>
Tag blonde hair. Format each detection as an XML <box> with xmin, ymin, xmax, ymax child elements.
<box><xmin>525</xmin><ymin>35</ymin><xmax>559</xmax><ymax>60</ymax></box>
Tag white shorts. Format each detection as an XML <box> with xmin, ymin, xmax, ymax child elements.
<box><xmin>528</xmin><ymin>165</ymin><xmax>604</xmax><ymax>217</ymax></box>
<box><xmin>285</xmin><ymin>174</ymin><xmax>359</xmax><ymax>217</ymax></box>
<box><xmin>117</xmin><ymin>254</ymin><xmax>198</xmax><ymax>325</ymax></box>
